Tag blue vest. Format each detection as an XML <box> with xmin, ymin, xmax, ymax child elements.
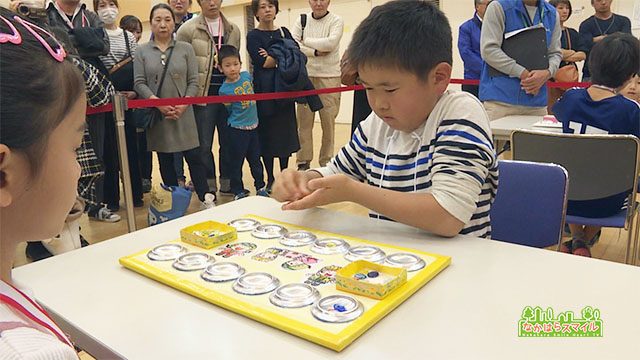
<box><xmin>479</xmin><ymin>0</ymin><xmax>557</xmax><ymax>107</ymax></box>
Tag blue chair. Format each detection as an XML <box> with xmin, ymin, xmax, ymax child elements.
<box><xmin>511</xmin><ymin>130</ymin><xmax>640</xmax><ymax>264</ymax></box>
<box><xmin>490</xmin><ymin>160</ymin><xmax>568</xmax><ymax>248</ymax></box>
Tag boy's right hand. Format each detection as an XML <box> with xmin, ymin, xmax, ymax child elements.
<box><xmin>271</xmin><ymin>169</ymin><xmax>320</xmax><ymax>203</ymax></box>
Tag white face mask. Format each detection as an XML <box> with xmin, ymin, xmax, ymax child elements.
<box><xmin>98</xmin><ymin>8</ymin><xmax>119</xmax><ymax>25</ymax></box>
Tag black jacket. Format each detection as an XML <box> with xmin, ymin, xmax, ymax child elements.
<box><xmin>268</xmin><ymin>38</ymin><xmax>323</xmax><ymax>112</ymax></box>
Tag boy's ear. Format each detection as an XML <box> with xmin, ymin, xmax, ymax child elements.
<box><xmin>0</xmin><ymin>145</ymin><xmax>15</xmax><ymax>208</ymax></box>
<box><xmin>432</xmin><ymin>62</ymin><xmax>452</xmax><ymax>94</ymax></box>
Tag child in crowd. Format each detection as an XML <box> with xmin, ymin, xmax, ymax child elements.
<box><xmin>621</xmin><ymin>74</ymin><xmax>640</xmax><ymax>104</ymax></box>
<box><xmin>0</xmin><ymin>8</ymin><xmax>85</xmax><ymax>358</ymax></box>
<box><xmin>217</xmin><ymin>45</ymin><xmax>270</xmax><ymax>200</ymax></box>
<box><xmin>553</xmin><ymin>33</ymin><xmax>640</xmax><ymax>257</ymax></box>
<box><xmin>272</xmin><ymin>1</ymin><xmax>498</xmax><ymax>238</ymax></box>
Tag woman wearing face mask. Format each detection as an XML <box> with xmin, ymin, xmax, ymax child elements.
<box><xmin>94</xmin><ymin>0</ymin><xmax>145</xmax><ymax>211</ymax></box>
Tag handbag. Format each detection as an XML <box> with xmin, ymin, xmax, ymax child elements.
<box><xmin>133</xmin><ymin>45</ymin><xmax>175</xmax><ymax>129</ymax></box>
<box><xmin>554</xmin><ymin>29</ymin><xmax>579</xmax><ymax>89</ymax></box>
<box><xmin>109</xmin><ymin>31</ymin><xmax>134</xmax><ymax>91</ymax></box>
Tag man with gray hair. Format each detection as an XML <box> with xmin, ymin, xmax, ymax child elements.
<box><xmin>292</xmin><ymin>0</ymin><xmax>344</xmax><ymax>170</ymax></box>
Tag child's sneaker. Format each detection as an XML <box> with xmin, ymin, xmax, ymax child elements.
<box><xmin>256</xmin><ymin>188</ymin><xmax>270</xmax><ymax>197</ymax></box>
<box><xmin>201</xmin><ymin>193</ymin><xmax>216</xmax><ymax>210</ymax></box>
<box><xmin>91</xmin><ymin>206</ymin><xmax>121</xmax><ymax>223</ymax></box>
<box><xmin>234</xmin><ymin>192</ymin><xmax>249</xmax><ymax>201</ymax></box>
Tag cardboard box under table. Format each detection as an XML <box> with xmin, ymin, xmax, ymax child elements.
<box><xmin>119</xmin><ymin>215</ymin><xmax>450</xmax><ymax>351</ymax></box>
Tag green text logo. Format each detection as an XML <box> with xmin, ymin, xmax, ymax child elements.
<box><xmin>518</xmin><ymin>306</ymin><xmax>603</xmax><ymax>337</ymax></box>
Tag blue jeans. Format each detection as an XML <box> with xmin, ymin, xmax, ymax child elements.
<box><xmin>226</xmin><ymin>126</ymin><xmax>265</xmax><ymax>195</ymax></box>
<box><xmin>173</xmin><ymin>152</ymin><xmax>185</xmax><ymax>181</ymax></box>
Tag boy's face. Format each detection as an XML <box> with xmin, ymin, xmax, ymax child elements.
<box><xmin>220</xmin><ymin>56</ymin><xmax>241</xmax><ymax>79</ymax></box>
<box><xmin>621</xmin><ymin>75</ymin><xmax>640</xmax><ymax>103</ymax></box>
<box><xmin>359</xmin><ymin>64</ymin><xmax>451</xmax><ymax>133</ymax></box>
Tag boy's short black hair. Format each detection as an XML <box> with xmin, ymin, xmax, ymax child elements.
<box><xmin>347</xmin><ymin>0</ymin><xmax>452</xmax><ymax>80</ymax></box>
<box><xmin>218</xmin><ymin>44</ymin><xmax>241</xmax><ymax>63</ymax></box>
<box><xmin>589</xmin><ymin>33</ymin><xmax>640</xmax><ymax>88</ymax></box>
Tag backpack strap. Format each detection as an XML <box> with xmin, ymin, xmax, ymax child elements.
<box><xmin>300</xmin><ymin>14</ymin><xmax>307</xmax><ymax>40</ymax></box>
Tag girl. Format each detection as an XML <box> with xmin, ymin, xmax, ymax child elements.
<box><xmin>0</xmin><ymin>8</ymin><xmax>86</xmax><ymax>358</ymax></box>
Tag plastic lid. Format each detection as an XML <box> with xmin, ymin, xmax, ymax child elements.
<box><xmin>147</xmin><ymin>243</ymin><xmax>188</xmax><ymax>261</ymax></box>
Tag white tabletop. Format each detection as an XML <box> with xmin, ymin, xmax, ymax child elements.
<box><xmin>12</xmin><ymin>197</ymin><xmax>640</xmax><ymax>360</ymax></box>
<box><xmin>491</xmin><ymin>115</ymin><xmax>563</xmax><ymax>141</ymax></box>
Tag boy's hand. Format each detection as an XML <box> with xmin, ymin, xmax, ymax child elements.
<box><xmin>282</xmin><ymin>174</ymin><xmax>357</xmax><ymax>211</ymax></box>
<box><xmin>271</xmin><ymin>169</ymin><xmax>317</xmax><ymax>203</ymax></box>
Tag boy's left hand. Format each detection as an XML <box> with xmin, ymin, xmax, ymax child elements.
<box><xmin>282</xmin><ymin>174</ymin><xmax>357</xmax><ymax>211</ymax></box>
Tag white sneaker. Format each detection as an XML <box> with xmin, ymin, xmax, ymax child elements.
<box><xmin>92</xmin><ymin>206</ymin><xmax>121</xmax><ymax>223</ymax></box>
<box><xmin>201</xmin><ymin>193</ymin><xmax>216</xmax><ymax>209</ymax></box>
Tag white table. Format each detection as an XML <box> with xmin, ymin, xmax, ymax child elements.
<box><xmin>12</xmin><ymin>197</ymin><xmax>640</xmax><ymax>359</ymax></box>
<box><xmin>491</xmin><ymin>115</ymin><xmax>563</xmax><ymax>142</ymax></box>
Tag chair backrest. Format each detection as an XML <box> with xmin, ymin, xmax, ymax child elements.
<box><xmin>490</xmin><ymin>160</ymin><xmax>569</xmax><ymax>248</ymax></box>
<box><xmin>511</xmin><ymin>131</ymin><xmax>640</xmax><ymax>202</ymax></box>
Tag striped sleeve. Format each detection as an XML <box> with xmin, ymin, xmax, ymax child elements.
<box><xmin>315</xmin><ymin>120</ymin><xmax>370</xmax><ymax>181</ymax></box>
<box><xmin>429</xmin><ymin>118</ymin><xmax>497</xmax><ymax>225</ymax></box>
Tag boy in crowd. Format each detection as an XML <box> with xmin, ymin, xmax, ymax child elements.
<box><xmin>553</xmin><ymin>33</ymin><xmax>640</xmax><ymax>257</ymax></box>
<box><xmin>272</xmin><ymin>1</ymin><xmax>498</xmax><ymax>238</ymax></box>
<box><xmin>217</xmin><ymin>45</ymin><xmax>270</xmax><ymax>200</ymax></box>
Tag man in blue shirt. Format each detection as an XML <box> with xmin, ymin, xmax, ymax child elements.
<box><xmin>458</xmin><ymin>0</ymin><xmax>492</xmax><ymax>98</ymax></box>
<box><xmin>479</xmin><ymin>0</ymin><xmax>562</xmax><ymax>121</ymax></box>
<box><xmin>579</xmin><ymin>0</ymin><xmax>632</xmax><ymax>81</ymax></box>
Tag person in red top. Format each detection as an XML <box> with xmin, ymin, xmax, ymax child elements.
<box><xmin>0</xmin><ymin>8</ymin><xmax>87</xmax><ymax>359</ymax></box>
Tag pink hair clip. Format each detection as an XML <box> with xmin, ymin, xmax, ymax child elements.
<box><xmin>13</xmin><ymin>15</ymin><xmax>67</xmax><ymax>62</ymax></box>
<box><xmin>0</xmin><ymin>15</ymin><xmax>22</xmax><ymax>44</ymax></box>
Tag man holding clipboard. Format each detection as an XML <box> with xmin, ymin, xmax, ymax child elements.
<box><xmin>479</xmin><ymin>0</ymin><xmax>562</xmax><ymax>121</ymax></box>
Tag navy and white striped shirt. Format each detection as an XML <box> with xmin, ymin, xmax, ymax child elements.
<box><xmin>316</xmin><ymin>91</ymin><xmax>498</xmax><ymax>238</ymax></box>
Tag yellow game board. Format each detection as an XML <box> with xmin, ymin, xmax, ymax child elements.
<box><xmin>119</xmin><ymin>215</ymin><xmax>451</xmax><ymax>351</ymax></box>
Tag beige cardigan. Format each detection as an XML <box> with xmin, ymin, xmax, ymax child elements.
<box><xmin>176</xmin><ymin>13</ymin><xmax>241</xmax><ymax>97</ymax></box>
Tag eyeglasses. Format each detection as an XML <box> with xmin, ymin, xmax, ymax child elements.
<box><xmin>161</xmin><ymin>54</ymin><xmax>167</xmax><ymax>66</ymax></box>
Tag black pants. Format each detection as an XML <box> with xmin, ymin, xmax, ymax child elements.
<box><xmin>103</xmin><ymin>111</ymin><xmax>143</xmax><ymax>206</ymax></box>
<box><xmin>193</xmin><ymin>84</ymin><xmax>231</xmax><ymax>190</ymax></box>
<box><xmin>227</xmin><ymin>127</ymin><xmax>265</xmax><ymax>195</ymax></box>
<box><xmin>157</xmin><ymin>148</ymin><xmax>209</xmax><ymax>201</ymax></box>
<box><xmin>461</xmin><ymin>84</ymin><xmax>480</xmax><ymax>99</ymax></box>
<box><xmin>351</xmin><ymin>89</ymin><xmax>372</xmax><ymax>135</ymax></box>
<box><xmin>137</xmin><ymin>130</ymin><xmax>152</xmax><ymax>180</ymax></box>
<box><xmin>263</xmin><ymin>156</ymin><xmax>289</xmax><ymax>188</ymax></box>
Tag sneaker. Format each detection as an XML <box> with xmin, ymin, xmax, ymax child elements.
<box><xmin>142</xmin><ymin>179</ymin><xmax>152</xmax><ymax>193</ymax></box>
<box><xmin>233</xmin><ymin>192</ymin><xmax>249</xmax><ymax>201</ymax></box>
<box><xmin>297</xmin><ymin>162</ymin><xmax>310</xmax><ymax>171</ymax></box>
<box><xmin>256</xmin><ymin>188</ymin><xmax>270</xmax><ymax>197</ymax></box>
<box><xmin>91</xmin><ymin>206</ymin><xmax>121</xmax><ymax>223</ymax></box>
<box><xmin>201</xmin><ymin>193</ymin><xmax>216</xmax><ymax>209</ymax></box>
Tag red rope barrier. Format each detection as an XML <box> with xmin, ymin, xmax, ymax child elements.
<box><xmin>86</xmin><ymin>80</ymin><xmax>591</xmax><ymax>115</ymax></box>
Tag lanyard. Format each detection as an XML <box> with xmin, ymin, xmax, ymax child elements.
<box><xmin>520</xmin><ymin>3</ymin><xmax>544</xmax><ymax>28</ymax></box>
<box><xmin>0</xmin><ymin>281</ymin><xmax>73</xmax><ymax>348</ymax></box>
<box><xmin>53</xmin><ymin>2</ymin><xmax>88</xmax><ymax>29</ymax></box>
<box><xmin>206</xmin><ymin>18</ymin><xmax>223</xmax><ymax>51</ymax></box>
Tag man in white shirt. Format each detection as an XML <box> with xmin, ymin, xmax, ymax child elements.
<box><xmin>292</xmin><ymin>0</ymin><xmax>344</xmax><ymax>170</ymax></box>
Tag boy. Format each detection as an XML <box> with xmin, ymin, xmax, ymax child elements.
<box><xmin>553</xmin><ymin>33</ymin><xmax>640</xmax><ymax>257</ymax></box>
<box><xmin>218</xmin><ymin>45</ymin><xmax>269</xmax><ymax>200</ymax></box>
<box><xmin>271</xmin><ymin>1</ymin><xmax>498</xmax><ymax>238</ymax></box>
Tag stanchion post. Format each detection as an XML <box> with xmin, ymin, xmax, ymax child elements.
<box><xmin>112</xmin><ymin>93</ymin><xmax>137</xmax><ymax>233</ymax></box>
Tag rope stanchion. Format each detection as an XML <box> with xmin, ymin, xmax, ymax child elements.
<box><xmin>85</xmin><ymin>80</ymin><xmax>590</xmax><ymax>116</ymax></box>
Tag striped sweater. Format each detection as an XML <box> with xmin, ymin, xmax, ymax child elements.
<box><xmin>316</xmin><ymin>91</ymin><xmax>499</xmax><ymax>238</ymax></box>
